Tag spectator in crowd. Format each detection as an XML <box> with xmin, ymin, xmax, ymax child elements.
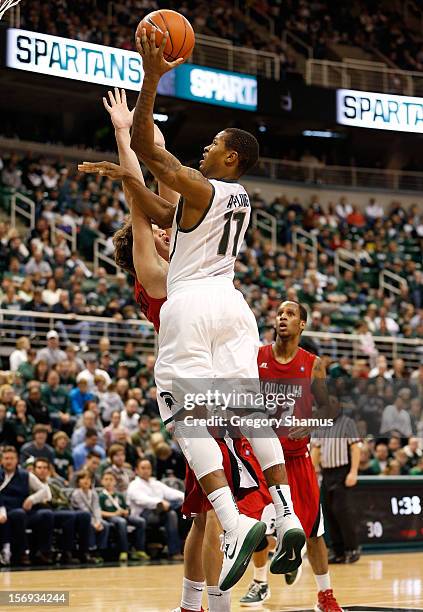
<box><xmin>127</xmin><ymin>458</ymin><xmax>184</xmax><ymax>561</ymax></box>
<box><xmin>368</xmin><ymin>356</ymin><xmax>392</xmax><ymax>380</ymax></box>
<box><xmin>25</xmin><ymin>382</ymin><xmax>51</xmax><ymax>426</ymax></box>
<box><xmin>9</xmin><ymin>337</ymin><xmax>30</xmax><ymax>372</ymax></box>
<box><xmin>33</xmin><ymin>458</ymin><xmax>93</xmax><ymax>564</ymax></box>
<box><xmin>358</xmin><ymin>443</ymin><xmax>380</xmax><ymax>475</ymax></box>
<box><xmin>103</xmin><ymin>444</ymin><xmax>134</xmax><ymax>493</ymax></box>
<box><xmin>403</xmin><ymin>436</ymin><xmax>423</xmax><ymax>469</ymax></box>
<box><xmin>77</xmin><ymin>357</ymin><xmax>111</xmax><ymax>393</ymax></box>
<box><xmin>72</xmin><ymin>428</ymin><xmax>106</xmax><ymax>470</ymax></box>
<box><xmin>71</xmin><ymin>410</ymin><xmax>104</xmax><ymax>449</ymax></box>
<box><xmin>103</xmin><ymin>410</ymin><xmax>126</xmax><ymax>449</ymax></box>
<box><xmin>131</xmin><ymin>415</ymin><xmax>152</xmax><ymax>458</ymax></box>
<box><xmin>70</xmin><ymin>378</ymin><xmax>94</xmax><ymax>417</ymax></box>
<box><xmin>13</xmin><ymin>399</ymin><xmax>35</xmax><ymax>448</ymax></box>
<box><xmin>114</xmin><ymin>342</ymin><xmax>143</xmax><ymax>380</ymax></box>
<box><xmin>120</xmin><ymin>399</ymin><xmax>140</xmax><ymax>434</ymax></box>
<box><xmin>0</xmin><ymin>403</ymin><xmax>17</xmax><ymax>446</ymax></box>
<box><xmin>370</xmin><ymin>443</ymin><xmax>389</xmax><ymax>474</ymax></box>
<box><xmin>98</xmin><ymin>382</ymin><xmax>124</xmax><ymax>424</ymax></box>
<box><xmin>99</xmin><ymin>470</ymin><xmax>148</xmax><ymax>562</ymax></box>
<box><xmin>380</xmin><ymin>394</ymin><xmax>413</xmax><ymax>437</ymax></box>
<box><xmin>0</xmin><ymin>446</ymin><xmax>53</xmax><ymax>566</ymax></box>
<box><xmin>151</xmin><ymin>441</ymin><xmax>186</xmax><ymax>482</ymax></box>
<box><xmin>42</xmin><ymin>369</ymin><xmax>74</xmax><ymax>434</ymax></box>
<box><xmin>52</xmin><ymin>431</ymin><xmax>74</xmax><ymax>482</ymax></box>
<box><xmin>70</xmin><ymin>470</ymin><xmax>110</xmax><ymax>560</ymax></box>
<box><xmin>70</xmin><ymin>451</ymin><xmax>102</xmax><ymax>488</ymax></box>
<box><xmin>20</xmin><ymin>424</ymin><xmax>55</xmax><ymax>464</ymax></box>
<box><xmin>36</xmin><ymin>330</ymin><xmax>66</xmax><ymax>367</ymax></box>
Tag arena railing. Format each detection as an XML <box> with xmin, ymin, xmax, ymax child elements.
<box><xmin>305</xmin><ymin>58</ymin><xmax>423</xmax><ymax>97</ymax></box>
<box><xmin>191</xmin><ymin>34</ymin><xmax>280</xmax><ymax>80</ymax></box>
<box><xmin>292</xmin><ymin>227</ymin><xmax>318</xmax><ymax>259</ymax></box>
<box><xmin>10</xmin><ymin>192</ymin><xmax>35</xmax><ymax>230</ymax></box>
<box><xmin>252</xmin><ymin>210</ymin><xmax>277</xmax><ymax>250</ymax></box>
<box><xmin>0</xmin><ymin>309</ymin><xmax>421</xmax><ymax>370</ymax></box>
<box><xmin>0</xmin><ymin>309</ymin><xmax>157</xmax><ymax>356</ymax></box>
<box><xmin>253</xmin><ymin>158</ymin><xmax>423</xmax><ymax>192</ymax></box>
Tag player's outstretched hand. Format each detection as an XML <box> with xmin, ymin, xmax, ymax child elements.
<box><xmin>136</xmin><ymin>27</ymin><xmax>184</xmax><ymax>78</ymax></box>
<box><xmin>103</xmin><ymin>88</ymin><xmax>134</xmax><ymax>130</ymax></box>
<box><xmin>78</xmin><ymin>161</ymin><xmax>132</xmax><ymax>181</ymax></box>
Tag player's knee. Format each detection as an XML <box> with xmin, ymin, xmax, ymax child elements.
<box><xmin>254</xmin><ymin>534</ymin><xmax>269</xmax><ymax>553</ymax></box>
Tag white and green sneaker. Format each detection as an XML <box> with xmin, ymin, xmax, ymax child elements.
<box><xmin>240</xmin><ymin>581</ymin><xmax>270</xmax><ymax>607</ymax></box>
<box><xmin>284</xmin><ymin>562</ymin><xmax>303</xmax><ymax>586</ymax></box>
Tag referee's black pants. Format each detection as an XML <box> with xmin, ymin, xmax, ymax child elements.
<box><xmin>321</xmin><ymin>465</ymin><xmax>358</xmax><ymax>556</ymax></box>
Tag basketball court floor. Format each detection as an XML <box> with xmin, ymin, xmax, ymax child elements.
<box><xmin>1</xmin><ymin>552</ymin><xmax>422</xmax><ymax>611</ymax></box>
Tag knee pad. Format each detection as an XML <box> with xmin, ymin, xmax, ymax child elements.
<box><xmin>176</xmin><ymin>431</ymin><xmax>223</xmax><ymax>480</ymax></box>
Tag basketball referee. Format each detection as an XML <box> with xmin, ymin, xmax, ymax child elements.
<box><xmin>311</xmin><ymin>397</ymin><xmax>361</xmax><ymax>564</ymax></box>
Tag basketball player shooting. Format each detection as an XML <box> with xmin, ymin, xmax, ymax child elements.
<box><xmin>131</xmin><ymin>26</ymin><xmax>307</xmax><ymax>592</ymax></box>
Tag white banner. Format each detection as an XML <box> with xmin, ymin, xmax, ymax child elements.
<box><xmin>5</xmin><ymin>28</ymin><xmax>155</xmax><ymax>92</ymax></box>
<box><xmin>337</xmin><ymin>88</ymin><xmax>423</xmax><ymax>133</ymax></box>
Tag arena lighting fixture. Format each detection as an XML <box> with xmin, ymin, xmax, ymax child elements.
<box><xmin>153</xmin><ymin>113</ymin><xmax>169</xmax><ymax>122</ymax></box>
<box><xmin>302</xmin><ymin>130</ymin><xmax>342</xmax><ymax>138</ymax></box>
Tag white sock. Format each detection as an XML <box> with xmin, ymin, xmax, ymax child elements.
<box><xmin>253</xmin><ymin>562</ymin><xmax>268</xmax><ymax>583</ymax></box>
<box><xmin>269</xmin><ymin>484</ymin><xmax>295</xmax><ymax>526</ymax></box>
<box><xmin>207</xmin><ymin>486</ymin><xmax>239</xmax><ymax>534</ymax></box>
<box><xmin>207</xmin><ymin>586</ymin><xmax>231</xmax><ymax>612</ymax></box>
<box><xmin>181</xmin><ymin>577</ymin><xmax>205</xmax><ymax>611</ymax></box>
<box><xmin>314</xmin><ymin>572</ymin><xmax>331</xmax><ymax>592</ymax></box>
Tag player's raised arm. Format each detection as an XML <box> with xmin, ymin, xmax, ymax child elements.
<box><xmin>131</xmin><ymin>28</ymin><xmax>213</xmax><ymax>212</ymax></box>
<box><xmin>103</xmin><ymin>88</ymin><xmax>169</xmax><ymax>296</ymax></box>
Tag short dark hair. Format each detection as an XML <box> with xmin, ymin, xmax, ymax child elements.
<box><xmin>136</xmin><ymin>457</ymin><xmax>151</xmax><ymax>469</ymax></box>
<box><xmin>223</xmin><ymin>128</ymin><xmax>259</xmax><ymax>175</ymax></box>
<box><xmin>86</xmin><ymin>450</ymin><xmax>102</xmax><ymax>460</ymax></box>
<box><xmin>279</xmin><ymin>300</ymin><xmax>308</xmax><ymax>323</ymax></box>
<box><xmin>113</xmin><ymin>219</ymin><xmax>135</xmax><ymax>276</ymax></box>
<box><xmin>85</xmin><ymin>428</ymin><xmax>97</xmax><ymax>439</ymax></box>
<box><xmin>34</xmin><ymin>457</ymin><xmax>50</xmax><ymax>469</ymax></box>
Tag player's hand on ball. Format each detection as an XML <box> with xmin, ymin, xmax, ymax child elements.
<box><xmin>103</xmin><ymin>88</ymin><xmax>134</xmax><ymax>130</ymax></box>
<box><xmin>136</xmin><ymin>27</ymin><xmax>184</xmax><ymax>78</ymax></box>
<box><xmin>78</xmin><ymin>161</ymin><xmax>130</xmax><ymax>182</ymax></box>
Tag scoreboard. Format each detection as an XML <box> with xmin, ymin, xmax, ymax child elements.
<box><xmin>355</xmin><ymin>477</ymin><xmax>423</xmax><ymax>548</ymax></box>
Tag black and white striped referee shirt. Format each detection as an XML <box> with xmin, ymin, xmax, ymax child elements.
<box><xmin>312</xmin><ymin>415</ymin><xmax>361</xmax><ymax>469</ymax></box>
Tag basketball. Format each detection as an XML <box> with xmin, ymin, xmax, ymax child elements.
<box><xmin>136</xmin><ymin>10</ymin><xmax>195</xmax><ymax>62</ymax></box>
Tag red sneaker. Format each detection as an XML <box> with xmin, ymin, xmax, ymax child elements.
<box><xmin>314</xmin><ymin>589</ymin><xmax>344</xmax><ymax>612</ymax></box>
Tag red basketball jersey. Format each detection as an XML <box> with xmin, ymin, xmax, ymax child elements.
<box><xmin>134</xmin><ymin>279</ymin><xmax>166</xmax><ymax>333</ymax></box>
<box><xmin>257</xmin><ymin>344</ymin><xmax>316</xmax><ymax>457</ymax></box>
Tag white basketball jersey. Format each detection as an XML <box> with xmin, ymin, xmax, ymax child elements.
<box><xmin>167</xmin><ymin>179</ymin><xmax>251</xmax><ymax>291</ymax></box>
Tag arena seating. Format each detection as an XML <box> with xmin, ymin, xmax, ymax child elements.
<box><xmin>17</xmin><ymin>0</ymin><xmax>423</xmax><ymax>73</ymax></box>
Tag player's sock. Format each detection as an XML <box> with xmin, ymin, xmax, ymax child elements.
<box><xmin>253</xmin><ymin>562</ymin><xmax>269</xmax><ymax>583</ymax></box>
<box><xmin>314</xmin><ymin>572</ymin><xmax>331</xmax><ymax>592</ymax></box>
<box><xmin>207</xmin><ymin>486</ymin><xmax>239</xmax><ymax>534</ymax></box>
<box><xmin>181</xmin><ymin>577</ymin><xmax>205</xmax><ymax>611</ymax></box>
<box><xmin>207</xmin><ymin>586</ymin><xmax>230</xmax><ymax>612</ymax></box>
<box><xmin>269</xmin><ymin>484</ymin><xmax>296</xmax><ymax>526</ymax></box>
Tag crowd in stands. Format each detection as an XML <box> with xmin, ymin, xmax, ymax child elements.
<box><xmin>1</xmin><ymin>150</ymin><xmax>422</xmax><ymax>343</ymax></box>
<box><xmin>17</xmin><ymin>0</ymin><xmax>423</xmax><ymax>73</ymax></box>
<box><xmin>0</xmin><ymin>333</ymin><xmax>188</xmax><ymax>567</ymax></box>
